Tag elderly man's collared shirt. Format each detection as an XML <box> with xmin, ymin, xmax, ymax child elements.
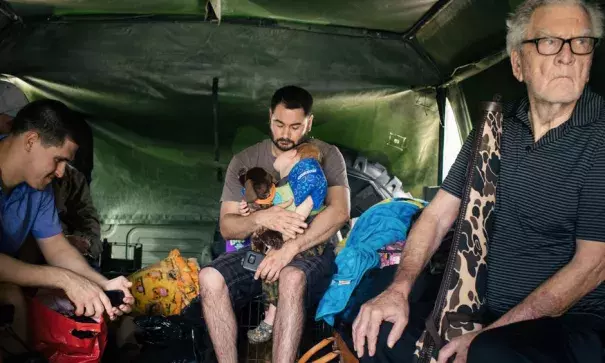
<box><xmin>442</xmin><ymin>88</ymin><xmax>605</xmax><ymax>317</ymax></box>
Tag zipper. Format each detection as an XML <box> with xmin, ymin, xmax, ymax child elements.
<box><xmin>420</xmin><ymin>116</ymin><xmax>489</xmax><ymax>363</ymax></box>
<box><xmin>419</xmin><ymin>334</ymin><xmax>435</xmax><ymax>362</ymax></box>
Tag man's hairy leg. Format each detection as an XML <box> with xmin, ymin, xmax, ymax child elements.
<box><xmin>273</xmin><ymin>267</ymin><xmax>306</xmax><ymax>362</ymax></box>
<box><xmin>199</xmin><ymin>268</ymin><xmax>238</xmax><ymax>363</ymax></box>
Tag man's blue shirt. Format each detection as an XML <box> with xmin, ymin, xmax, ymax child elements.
<box><xmin>0</xmin><ymin>138</ymin><xmax>62</xmax><ymax>256</ymax></box>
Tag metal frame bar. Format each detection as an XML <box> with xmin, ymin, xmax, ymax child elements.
<box><xmin>402</xmin><ymin>0</ymin><xmax>452</xmax><ymax>40</ymax></box>
<box><xmin>435</xmin><ymin>87</ymin><xmax>447</xmax><ymax>184</ymax></box>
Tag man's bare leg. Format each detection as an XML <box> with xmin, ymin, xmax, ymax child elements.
<box><xmin>0</xmin><ymin>283</ymin><xmax>28</xmax><ymax>355</ymax></box>
<box><xmin>272</xmin><ymin>267</ymin><xmax>306</xmax><ymax>363</ymax></box>
<box><xmin>199</xmin><ymin>267</ymin><xmax>238</xmax><ymax>363</ymax></box>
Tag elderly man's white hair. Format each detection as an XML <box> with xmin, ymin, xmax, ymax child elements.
<box><xmin>506</xmin><ymin>0</ymin><xmax>604</xmax><ymax>55</ymax></box>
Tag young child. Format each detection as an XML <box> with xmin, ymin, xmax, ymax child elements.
<box><xmin>240</xmin><ymin>142</ymin><xmax>328</xmax><ymax>344</ymax></box>
<box><xmin>226</xmin><ymin>168</ymin><xmax>277</xmax><ymax>253</ymax></box>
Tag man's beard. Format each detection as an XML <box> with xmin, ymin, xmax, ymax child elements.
<box><xmin>272</xmin><ymin>134</ymin><xmax>310</xmax><ymax>151</ymax></box>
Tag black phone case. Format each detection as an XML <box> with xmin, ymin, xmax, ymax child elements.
<box><xmin>105</xmin><ymin>290</ymin><xmax>125</xmax><ymax>307</ymax></box>
<box><xmin>241</xmin><ymin>251</ymin><xmax>264</xmax><ymax>272</ymax></box>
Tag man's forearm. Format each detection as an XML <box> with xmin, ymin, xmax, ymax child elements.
<box><xmin>289</xmin><ymin>204</ymin><xmax>348</xmax><ymax>252</ymax></box>
<box><xmin>485</xmin><ymin>258</ymin><xmax>604</xmax><ymax>331</ymax></box>
<box><xmin>390</xmin><ymin>209</ymin><xmax>451</xmax><ymax>297</ymax></box>
<box><xmin>220</xmin><ymin>213</ymin><xmax>259</xmax><ymax>240</ymax></box>
<box><xmin>0</xmin><ymin>253</ymin><xmax>71</xmax><ymax>288</ymax></box>
<box><xmin>44</xmin><ymin>240</ymin><xmax>108</xmax><ymax>287</ymax></box>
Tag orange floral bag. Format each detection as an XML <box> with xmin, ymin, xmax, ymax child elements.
<box><xmin>128</xmin><ymin>249</ymin><xmax>200</xmax><ymax>316</ymax></box>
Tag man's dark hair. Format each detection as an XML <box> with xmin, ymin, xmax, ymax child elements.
<box><xmin>10</xmin><ymin>99</ymin><xmax>85</xmax><ymax>147</ymax></box>
<box><xmin>270</xmin><ymin>86</ymin><xmax>313</xmax><ymax>116</ymax></box>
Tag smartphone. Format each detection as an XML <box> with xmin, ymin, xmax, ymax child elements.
<box><xmin>241</xmin><ymin>250</ymin><xmax>265</xmax><ymax>272</ymax></box>
<box><xmin>105</xmin><ymin>290</ymin><xmax>125</xmax><ymax>307</ymax></box>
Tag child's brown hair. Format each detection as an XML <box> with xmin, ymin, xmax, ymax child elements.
<box><xmin>295</xmin><ymin>142</ymin><xmax>322</xmax><ymax>164</ymax></box>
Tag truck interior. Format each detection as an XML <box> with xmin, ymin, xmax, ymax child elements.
<box><xmin>0</xmin><ymin>0</ymin><xmax>604</xmax><ymax>362</ymax></box>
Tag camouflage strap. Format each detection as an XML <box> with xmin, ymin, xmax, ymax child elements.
<box><xmin>414</xmin><ymin>97</ymin><xmax>503</xmax><ymax>362</ymax></box>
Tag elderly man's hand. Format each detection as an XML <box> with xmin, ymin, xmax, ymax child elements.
<box><xmin>254</xmin><ymin>199</ymin><xmax>308</xmax><ymax>240</ymax></box>
<box><xmin>352</xmin><ymin>288</ymin><xmax>409</xmax><ymax>358</ymax></box>
<box><xmin>437</xmin><ymin>330</ymin><xmax>481</xmax><ymax>363</ymax></box>
<box><xmin>254</xmin><ymin>243</ymin><xmax>298</xmax><ymax>283</ymax></box>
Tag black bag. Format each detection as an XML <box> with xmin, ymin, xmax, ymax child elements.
<box><xmin>134</xmin><ymin>301</ymin><xmax>216</xmax><ymax>363</ymax></box>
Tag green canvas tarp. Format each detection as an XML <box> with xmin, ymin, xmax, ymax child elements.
<box><xmin>0</xmin><ymin>18</ymin><xmax>441</xmax><ymax>223</ymax></box>
<box><xmin>2</xmin><ymin>0</ymin><xmax>604</xmax><ymax>226</ymax></box>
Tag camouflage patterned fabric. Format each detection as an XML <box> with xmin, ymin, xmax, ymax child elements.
<box><xmin>413</xmin><ymin>98</ymin><xmax>503</xmax><ymax>362</ymax></box>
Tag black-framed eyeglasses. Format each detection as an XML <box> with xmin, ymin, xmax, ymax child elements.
<box><xmin>521</xmin><ymin>36</ymin><xmax>599</xmax><ymax>55</ymax></box>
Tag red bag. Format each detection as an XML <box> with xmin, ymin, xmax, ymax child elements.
<box><xmin>28</xmin><ymin>297</ymin><xmax>107</xmax><ymax>363</ymax></box>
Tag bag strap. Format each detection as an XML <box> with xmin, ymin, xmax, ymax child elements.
<box><xmin>312</xmin><ymin>352</ymin><xmax>340</xmax><ymax>363</ymax></box>
<box><xmin>334</xmin><ymin>331</ymin><xmax>359</xmax><ymax>363</ymax></box>
<box><xmin>413</xmin><ymin>96</ymin><xmax>504</xmax><ymax>363</ymax></box>
<box><xmin>298</xmin><ymin>337</ymin><xmax>337</xmax><ymax>363</ymax></box>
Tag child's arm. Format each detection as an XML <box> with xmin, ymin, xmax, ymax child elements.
<box><xmin>281</xmin><ymin>197</ymin><xmax>313</xmax><ymax>242</ymax></box>
<box><xmin>294</xmin><ymin>196</ymin><xmax>314</xmax><ymax>219</ymax></box>
<box><xmin>239</xmin><ymin>200</ymin><xmax>251</xmax><ymax>216</ymax></box>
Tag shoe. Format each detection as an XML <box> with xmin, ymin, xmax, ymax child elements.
<box><xmin>247</xmin><ymin>321</ymin><xmax>273</xmax><ymax>344</ymax></box>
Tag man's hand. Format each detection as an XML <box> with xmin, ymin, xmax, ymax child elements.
<box><xmin>66</xmin><ymin>235</ymin><xmax>91</xmax><ymax>255</ymax></box>
<box><xmin>254</xmin><ymin>200</ymin><xmax>308</xmax><ymax>240</ymax></box>
<box><xmin>352</xmin><ymin>288</ymin><xmax>409</xmax><ymax>358</ymax></box>
<box><xmin>102</xmin><ymin>276</ymin><xmax>135</xmax><ymax>318</ymax></box>
<box><xmin>254</xmin><ymin>243</ymin><xmax>298</xmax><ymax>283</ymax></box>
<box><xmin>63</xmin><ymin>272</ymin><xmax>114</xmax><ymax>321</ymax></box>
<box><xmin>437</xmin><ymin>330</ymin><xmax>481</xmax><ymax>363</ymax></box>
<box><xmin>239</xmin><ymin>200</ymin><xmax>251</xmax><ymax>216</ymax></box>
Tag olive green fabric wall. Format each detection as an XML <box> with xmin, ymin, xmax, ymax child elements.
<box><xmin>3</xmin><ymin>0</ymin><xmax>604</xmax><ymax>225</ymax></box>
<box><xmin>7</xmin><ymin>0</ymin><xmax>437</xmax><ymax>32</ymax></box>
<box><xmin>0</xmin><ymin>20</ymin><xmax>441</xmax><ymax>224</ymax></box>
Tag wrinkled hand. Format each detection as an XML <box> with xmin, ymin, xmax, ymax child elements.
<box><xmin>103</xmin><ymin>276</ymin><xmax>135</xmax><ymax>318</ymax></box>
<box><xmin>63</xmin><ymin>273</ymin><xmax>114</xmax><ymax>321</ymax></box>
<box><xmin>66</xmin><ymin>235</ymin><xmax>91</xmax><ymax>255</ymax></box>
<box><xmin>437</xmin><ymin>330</ymin><xmax>480</xmax><ymax>363</ymax></box>
<box><xmin>239</xmin><ymin>200</ymin><xmax>251</xmax><ymax>216</ymax></box>
<box><xmin>352</xmin><ymin>288</ymin><xmax>409</xmax><ymax>358</ymax></box>
<box><xmin>254</xmin><ymin>199</ymin><xmax>307</xmax><ymax>240</ymax></box>
<box><xmin>254</xmin><ymin>243</ymin><xmax>297</xmax><ymax>283</ymax></box>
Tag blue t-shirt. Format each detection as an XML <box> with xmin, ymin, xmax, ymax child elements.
<box><xmin>288</xmin><ymin>158</ymin><xmax>327</xmax><ymax>212</ymax></box>
<box><xmin>0</xmin><ymin>158</ymin><xmax>62</xmax><ymax>256</ymax></box>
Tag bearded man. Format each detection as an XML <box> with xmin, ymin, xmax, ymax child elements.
<box><xmin>199</xmin><ymin>85</ymin><xmax>350</xmax><ymax>363</ymax></box>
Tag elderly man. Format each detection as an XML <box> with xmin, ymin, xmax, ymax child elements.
<box><xmin>352</xmin><ymin>1</ymin><xmax>605</xmax><ymax>362</ymax></box>
<box><xmin>199</xmin><ymin>85</ymin><xmax>350</xmax><ymax>362</ymax></box>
